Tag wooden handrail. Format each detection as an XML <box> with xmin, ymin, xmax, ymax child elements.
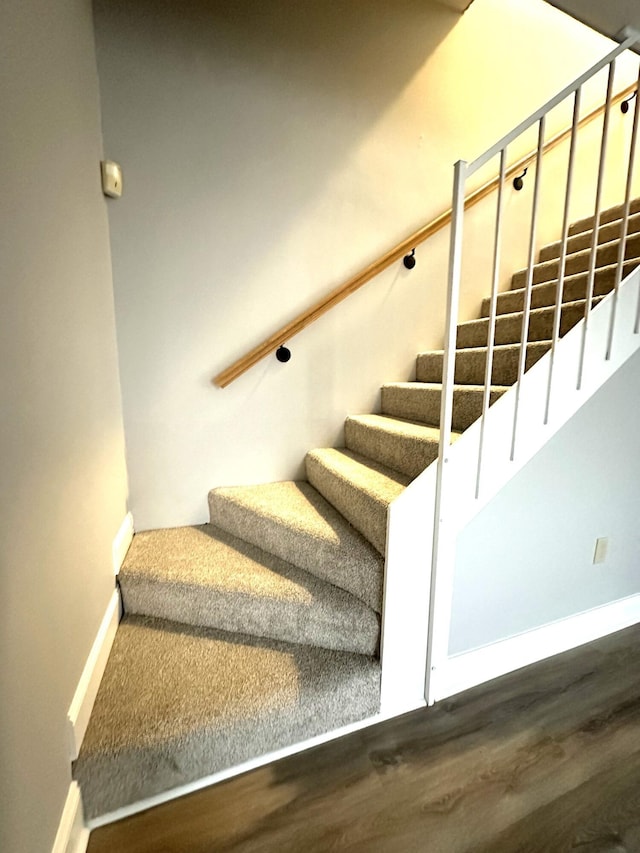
<box><xmin>213</xmin><ymin>81</ymin><xmax>636</xmax><ymax>388</ymax></box>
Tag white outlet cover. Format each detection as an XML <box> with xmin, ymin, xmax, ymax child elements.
<box><xmin>101</xmin><ymin>160</ymin><xmax>123</xmax><ymax>198</ymax></box>
<box><xmin>593</xmin><ymin>537</ymin><xmax>608</xmax><ymax>564</ymax></box>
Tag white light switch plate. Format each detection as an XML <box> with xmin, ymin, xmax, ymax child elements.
<box><xmin>101</xmin><ymin>160</ymin><xmax>123</xmax><ymax>198</ymax></box>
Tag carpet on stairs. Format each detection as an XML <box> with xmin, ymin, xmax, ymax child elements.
<box><xmin>73</xmin><ymin>615</ymin><xmax>380</xmax><ymax>819</ymax></box>
<box><xmin>75</xmin><ymin>196</ymin><xmax>640</xmax><ymax>822</ymax></box>
<box><xmin>120</xmin><ymin>524</ymin><xmax>380</xmax><ymax>656</ymax></box>
<box><xmin>207</xmin><ymin>480</ymin><xmax>384</xmax><ymax>612</ymax></box>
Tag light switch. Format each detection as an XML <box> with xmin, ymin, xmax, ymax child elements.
<box><xmin>101</xmin><ymin>160</ymin><xmax>123</xmax><ymax>198</ymax></box>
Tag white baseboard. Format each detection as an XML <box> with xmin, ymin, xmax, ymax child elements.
<box><xmin>67</xmin><ymin>589</ymin><xmax>121</xmax><ymax>760</ymax></box>
<box><xmin>112</xmin><ymin>512</ymin><xmax>134</xmax><ymax>575</ymax></box>
<box><xmin>433</xmin><ymin>593</ymin><xmax>640</xmax><ymax>701</ymax></box>
<box><xmin>52</xmin><ymin>782</ymin><xmax>89</xmax><ymax>853</ymax></box>
<box><xmin>88</xmin><ymin>697</ymin><xmax>426</xmax><ymax>830</ymax></box>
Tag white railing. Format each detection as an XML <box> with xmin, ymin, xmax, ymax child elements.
<box><xmin>426</xmin><ymin>32</ymin><xmax>640</xmax><ymax>703</ymax></box>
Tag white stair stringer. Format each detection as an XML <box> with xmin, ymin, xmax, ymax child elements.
<box><xmin>379</xmin><ymin>266</ymin><xmax>640</xmax><ymax>714</ymax></box>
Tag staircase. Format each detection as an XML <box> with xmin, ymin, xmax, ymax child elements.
<box><xmin>73</xmin><ymin>197</ymin><xmax>640</xmax><ymax>822</ymax></box>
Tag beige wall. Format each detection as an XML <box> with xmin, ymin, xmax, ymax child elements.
<box><xmin>93</xmin><ymin>0</ymin><xmax>634</xmax><ymax>531</ymax></box>
<box><xmin>0</xmin><ymin>1</ymin><xmax>129</xmax><ymax>850</ymax></box>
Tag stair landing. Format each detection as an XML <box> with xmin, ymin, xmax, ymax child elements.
<box><xmin>74</xmin><ymin>614</ymin><xmax>380</xmax><ymax>821</ymax></box>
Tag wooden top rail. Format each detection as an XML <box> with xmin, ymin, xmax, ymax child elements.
<box><xmin>213</xmin><ymin>81</ymin><xmax>636</xmax><ymax>388</ymax></box>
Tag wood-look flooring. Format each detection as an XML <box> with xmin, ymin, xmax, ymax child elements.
<box><xmin>88</xmin><ymin>624</ymin><xmax>640</xmax><ymax>852</ymax></box>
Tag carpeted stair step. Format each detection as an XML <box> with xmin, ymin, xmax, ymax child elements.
<box><xmin>481</xmin><ymin>260</ymin><xmax>638</xmax><ymax>317</ymax></box>
<box><xmin>569</xmin><ymin>196</ymin><xmax>640</xmax><ymax>236</ymax></box>
<box><xmin>120</xmin><ymin>525</ymin><xmax>379</xmax><ymax>656</ymax></box>
<box><xmin>538</xmin><ymin>210</ymin><xmax>640</xmax><ymax>262</ymax></box>
<box><xmin>510</xmin><ymin>232</ymin><xmax>640</xmax><ymax>289</ymax></box>
<box><xmin>416</xmin><ymin>341</ymin><xmax>551</xmax><ymax>386</ymax></box>
<box><xmin>344</xmin><ymin>413</ymin><xmax>453</xmax><ymax>480</ymax></box>
<box><xmin>457</xmin><ymin>297</ymin><xmax>602</xmax><ymax>349</ymax></box>
<box><xmin>381</xmin><ymin>382</ymin><xmax>508</xmax><ymax>431</ymax></box>
<box><xmin>306</xmin><ymin>448</ymin><xmax>409</xmax><ymax>556</ymax></box>
<box><xmin>73</xmin><ymin>614</ymin><xmax>380</xmax><ymax>820</ymax></box>
<box><xmin>207</xmin><ymin>481</ymin><xmax>383</xmax><ymax>613</ymax></box>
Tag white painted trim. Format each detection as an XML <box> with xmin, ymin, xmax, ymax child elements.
<box><xmin>112</xmin><ymin>512</ymin><xmax>134</xmax><ymax>575</ymax></box>
<box><xmin>433</xmin><ymin>593</ymin><xmax>640</xmax><ymax>701</ymax></box>
<box><xmin>87</xmin><ymin>698</ymin><xmax>426</xmax><ymax>829</ymax></box>
<box><xmin>67</xmin><ymin>590</ymin><xmax>121</xmax><ymax>760</ymax></box>
<box><xmin>52</xmin><ymin>782</ymin><xmax>89</xmax><ymax>853</ymax></box>
<box><xmin>380</xmin><ymin>467</ymin><xmax>435</xmax><ymax>715</ymax></box>
<box><xmin>424</xmin><ymin>266</ymin><xmax>640</xmax><ymax>703</ymax></box>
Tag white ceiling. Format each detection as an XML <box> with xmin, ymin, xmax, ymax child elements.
<box><xmin>544</xmin><ymin>0</ymin><xmax>640</xmax><ymax>49</ymax></box>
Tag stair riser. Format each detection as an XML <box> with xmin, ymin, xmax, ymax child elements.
<box><xmin>511</xmin><ymin>233</ymin><xmax>640</xmax><ymax>289</ymax></box>
<box><xmin>539</xmin><ymin>212</ymin><xmax>640</xmax><ymax>262</ymax></box>
<box><xmin>121</xmin><ymin>578</ymin><xmax>379</xmax><ymax>657</ymax></box>
<box><xmin>569</xmin><ymin>197</ymin><xmax>640</xmax><ymax>236</ymax></box>
<box><xmin>306</xmin><ymin>454</ymin><xmax>388</xmax><ymax>556</ymax></box>
<box><xmin>345</xmin><ymin>418</ymin><xmax>439</xmax><ymax>479</ymax></box>
<box><xmin>416</xmin><ymin>343</ymin><xmax>550</xmax><ymax>386</ymax></box>
<box><xmin>481</xmin><ymin>261</ymin><xmax>636</xmax><ymax>317</ymax></box>
<box><xmin>458</xmin><ymin>300</ymin><xmax>596</xmax><ymax>349</ymax></box>
<box><xmin>381</xmin><ymin>386</ymin><xmax>506</xmax><ymax>431</ymax></box>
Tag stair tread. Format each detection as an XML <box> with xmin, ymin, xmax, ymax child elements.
<box><xmin>345</xmin><ymin>413</ymin><xmax>460</xmax><ymax>479</ymax></box>
<box><xmin>381</xmin><ymin>381</ymin><xmax>509</xmax><ymax>432</ymax></box>
<box><xmin>347</xmin><ymin>412</ymin><xmax>453</xmax><ymax>441</ymax></box>
<box><xmin>306</xmin><ymin>447</ymin><xmax>409</xmax><ymax>503</ymax></box>
<box><xmin>539</xmin><ymin>210</ymin><xmax>640</xmax><ymax>262</ymax></box>
<box><xmin>416</xmin><ymin>341</ymin><xmax>552</xmax><ymax>387</ymax></box>
<box><xmin>417</xmin><ymin>341</ymin><xmax>551</xmax><ymax>357</ymax></box>
<box><xmin>506</xmin><ymin>260</ymin><xmax>636</xmax><ymax>298</ymax></box>
<box><xmin>121</xmin><ymin>524</ymin><xmax>379</xmax><ymax>656</ymax></box>
<box><xmin>306</xmin><ymin>448</ymin><xmax>409</xmax><ymax>555</ymax></box>
<box><xmin>483</xmin><ymin>260</ymin><xmax>638</xmax><ymax>317</ymax></box>
<box><xmin>569</xmin><ymin>196</ymin><xmax>640</xmax><ymax>236</ymax></box>
<box><xmin>208</xmin><ymin>480</ymin><xmax>384</xmax><ymax>613</ymax></box>
<box><xmin>460</xmin><ymin>296</ymin><xmax>596</xmax><ymax>330</ymax></box>
<box><xmin>511</xmin><ymin>232</ymin><xmax>640</xmax><ymax>287</ymax></box>
<box><xmin>457</xmin><ymin>296</ymin><xmax>604</xmax><ymax>349</ymax></box>
<box><xmin>383</xmin><ymin>380</ymin><xmax>511</xmax><ymax>392</ymax></box>
<box><xmin>73</xmin><ymin>614</ymin><xmax>380</xmax><ymax>819</ymax></box>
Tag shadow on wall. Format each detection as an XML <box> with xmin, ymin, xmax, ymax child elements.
<box><xmin>92</xmin><ymin>0</ymin><xmax>458</xmax><ymax>368</ymax></box>
<box><xmin>94</xmin><ymin>0</ymin><xmax>632</xmax><ymax>531</ymax></box>
<box><xmin>92</xmin><ymin>0</ymin><xmax>462</xmax><ymax>527</ymax></box>
<box><xmin>94</xmin><ymin>0</ymin><xmax>455</xmax><ymax>246</ymax></box>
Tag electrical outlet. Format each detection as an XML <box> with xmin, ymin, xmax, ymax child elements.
<box><xmin>593</xmin><ymin>537</ymin><xmax>608</xmax><ymax>564</ymax></box>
